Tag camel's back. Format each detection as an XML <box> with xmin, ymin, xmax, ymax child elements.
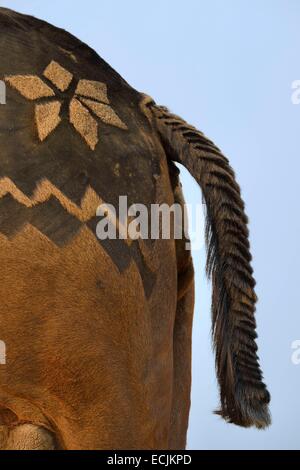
<box><xmin>0</xmin><ymin>7</ymin><xmax>160</xmax><ymax>227</ymax></box>
<box><xmin>0</xmin><ymin>8</ymin><xmax>178</xmax><ymax>449</ymax></box>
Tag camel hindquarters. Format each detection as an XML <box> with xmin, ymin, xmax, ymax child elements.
<box><xmin>0</xmin><ymin>423</ymin><xmax>56</xmax><ymax>450</ymax></box>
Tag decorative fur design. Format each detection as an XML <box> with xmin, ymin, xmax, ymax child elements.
<box><xmin>0</xmin><ymin>6</ymin><xmax>270</xmax><ymax>449</ymax></box>
<box><xmin>75</xmin><ymin>79</ymin><xmax>109</xmax><ymax>103</ymax></box>
<box><xmin>0</xmin><ymin>177</ymin><xmax>103</xmax><ymax>222</ymax></box>
<box><xmin>80</xmin><ymin>98</ymin><xmax>128</xmax><ymax>130</ymax></box>
<box><xmin>0</xmin><ymin>176</ymin><xmax>158</xmax><ymax>297</ymax></box>
<box><xmin>5</xmin><ymin>63</ymin><xmax>128</xmax><ymax>148</ymax></box>
<box><xmin>43</xmin><ymin>60</ymin><xmax>73</xmax><ymax>92</ymax></box>
<box><xmin>146</xmin><ymin>99</ymin><xmax>271</xmax><ymax>429</ymax></box>
<box><xmin>35</xmin><ymin>101</ymin><xmax>62</xmax><ymax>141</ymax></box>
<box><xmin>69</xmin><ymin>97</ymin><xmax>98</xmax><ymax>150</ymax></box>
<box><xmin>4</xmin><ymin>75</ymin><xmax>55</xmax><ymax>100</ymax></box>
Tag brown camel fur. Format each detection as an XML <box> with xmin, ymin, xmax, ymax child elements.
<box><xmin>0</xmin><ymin>7</ymin><xmax>270</xmax><ymax>449</ymax></box>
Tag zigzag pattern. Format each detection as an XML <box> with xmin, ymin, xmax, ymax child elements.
<box><xmin>0</xmin><ymin>177</ymin><xmax>102</xmax><ymax>222</ymax></box>
<box><xmin>0</xmin><ymin>177</ymin><xmax>156</xmax><ymax>298</ymax></box>
<box><xmin>0</xmin><ymin>177</ymin><xmax>129</xmax><ymax>237</ymax></box>
<box><xmin>0</xmin><ymin>194</ymin><xmax>81</xmax><ymax>245</ymax></box>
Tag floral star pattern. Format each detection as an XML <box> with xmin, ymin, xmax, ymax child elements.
<box><xmin>5</xmin><ymin>61</ymin><xmax>128</xmax><ymax>150</ymax></box>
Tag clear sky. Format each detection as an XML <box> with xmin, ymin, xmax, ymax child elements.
<box><xmin>2</xmin><ymin>0</ymin><xmax>299</xmax><ymax>450</ymax></box>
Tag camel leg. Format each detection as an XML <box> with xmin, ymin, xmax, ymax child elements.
<box><xmin>0</xmin><ymin>423</ymin><xmax>56</xmax><ymax>450</ymax></box>
<box><xmin>168</xmin><ymin>256</ymin><xmax>195</xmax><ymax>449</ymax></box>
<box><xmin>167</xmin><ymin>164</ymin><xmax>196</xmax><ymax>449</ymax></box>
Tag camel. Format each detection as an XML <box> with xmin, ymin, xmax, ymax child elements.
<box><xmin>0</xmin><ymin>7</ymin><xmax>270</xmax><ymax>450</ymax></box>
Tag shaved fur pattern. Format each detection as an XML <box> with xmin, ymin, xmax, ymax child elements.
<box><xmin>0</xmin><ymin>6</ymin><xmax>270</xmax><ymax>449</ymax></box>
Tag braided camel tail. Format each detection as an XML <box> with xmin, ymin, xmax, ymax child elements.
<box><xmin>143</xmin><ymin>96</ymin><xmax>270</xmax><ymax>428</ymax></box>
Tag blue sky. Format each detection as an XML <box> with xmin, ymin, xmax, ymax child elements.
<box><xmin>2</xmin><ymin>0</ymin><xmax>299</xmax><ymax>449</ymax></box>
